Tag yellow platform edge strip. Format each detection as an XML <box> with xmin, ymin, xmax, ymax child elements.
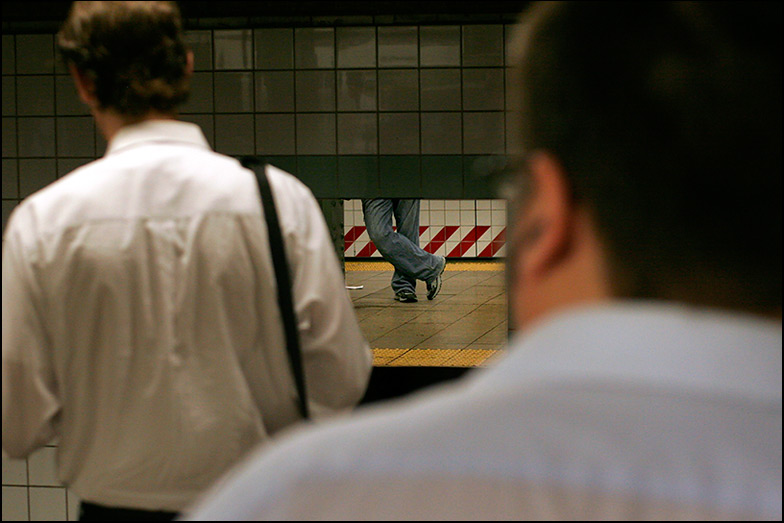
<box><xmin>372</xmin><ymin>348</ymin><xmax>503</xmax><ymax>368</ymax></box>
<box><xmin>347</xmin><ymin>261</ymin><xmax>504</xmax><ymax>272</ymax></box>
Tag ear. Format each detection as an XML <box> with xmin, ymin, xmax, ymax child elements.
<box><xmin>513</xmin><ymin>152</ymin><xmax>574</xmax><ymax>280</ymax></box>
<box><xmin>68</xmin><ymin>64</ymin><xmax>97</xmax><ymax>108</ymax></box>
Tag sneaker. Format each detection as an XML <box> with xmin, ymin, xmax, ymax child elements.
<box><xmin>394</xmin><ymin>290</ymin><xmax>418</xmax><ymax>303</ymax></box>
<box><xmin>426</xmin><ymin>256</ymin><xmax>446</xmax><ymax>300</ymax></box>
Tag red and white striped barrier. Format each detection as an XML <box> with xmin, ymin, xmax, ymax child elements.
<box><xmin>344</xmin><ymin>225</ymin><xmax>506</xmax><ymax>258</ymax></box>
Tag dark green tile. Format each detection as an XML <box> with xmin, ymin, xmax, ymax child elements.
<box><xmin>297</xmin><ymin>156</ymin><xmax>337</xmax><ymax>198</ymax></box>
<box><xmin>421</xmin><ymin>156</ymin><xmax>463</xmax><ymax>199</ymax></box>
<box><xmin>463</xmin><ymin>155</ymin><xmax>504</xmax><ymax>199</ymax></box>
<box><xmin>260</xmin><ymin>156</ymin><xmax>298</xmax><ymax>176</ymax></box>
<box><xmin>338</xmin><ymin>156</ymin><xmax>379</xmax><ymax>198</ymax></box>
<box><xmin>379</xmin><ymin>156</ymin><xmax>420</xmax><ymax>198</ymax></box>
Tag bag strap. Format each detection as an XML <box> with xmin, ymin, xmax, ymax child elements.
<box><xmin>242</xmin><ymin>158</ymin><xmax>309</xmax><ymax>420</ymax></box>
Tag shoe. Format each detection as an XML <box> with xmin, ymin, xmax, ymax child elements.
<box><xmin>427</xmin><ymin>256</ymin><xmax>446</xmax><ymax>300</ymax></box>
<box><xmin>394</xmin><ymin>290</ymin><xmax>418</xmax><ymax>303</ymax></box>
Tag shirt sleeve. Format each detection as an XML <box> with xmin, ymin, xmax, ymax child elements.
<box><xmin>2</xmin><ymin>209</ymin><xmax>60</xmax><ymax>459</ymax></box>
<box><xmin>279</xmin><ymin>174</ymin><xmax>373</xmax><ymax>419</ymax></box>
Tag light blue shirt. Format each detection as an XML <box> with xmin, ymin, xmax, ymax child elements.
<box><xmin>184</xmin><ymin>302</ymin><xmax>781</xmax><ymax>520</ymax></box>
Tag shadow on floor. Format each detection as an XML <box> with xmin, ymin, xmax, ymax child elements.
<box><xmin>359</xmin><ymin>365</ymin><xmax>474</xmax><ymax>405</ymax></box>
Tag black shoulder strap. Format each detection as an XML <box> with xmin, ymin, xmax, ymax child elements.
<box><xmin>243</xmin><ymin>158</ymin><xmax>309</xmax><ymax>420</ymax></box>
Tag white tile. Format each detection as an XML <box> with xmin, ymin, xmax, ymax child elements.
<box><xmin>445</xmin><ymin>210</ymin><xmax>460</xmax><ymax>224</ymax></box>
<box><xmin>420</xmin><ymin>26</ymin><xmax>460</xmax><ymax>67</ymax></box>
<box><xmin>477</xmin><ymin>210</ymin><xmax>492</xmax><ymax>226</ymax></box>
<box><xmin>254</xmin><ymin>28</ymin><xmax>293</xmax><ymax>70</ymax></box>
<box><xmin>357</xmin><ymin>229</ymin><xmax>370</xmax><ymax>242</ymax></box>
<box><xmin>463</xmin><ymin>243</ymin><xmax>477</xmax><ymax>257</ymax></box>
<box><xmin>445</xmin><ymin>200</ymin><xmax>459</xmax><ymax>210</ymax></box>
<box><xmin>491</xmin><ymin>226</ymin><xmax>505</xmax><ymax>239</ymax></box>
<box><xmin>2</xmin><ymin>455</ymin><xmax>27</xmax><ymax>485</ymax></box>
<box><xmin>459</xmin><ymin>200</ymin><xmax>475</xmax><ymax>210</ymax></box>
<box><xmin>429</xmin><ymin>200</ymin><xmax>445</xmax><ymax>211</ymax></box>
<box><xmin>67</xmin><ymin>490</ymin><xmax>80</xmax><ymax>521</ymax></box>
<box><xmin>419</xmin><ymin>209</ymin><xmax>430</xmax><ymax>227</ymax></box>
<box><xmin>214</xmin><ymin>29</ymin><xmax>253</xmax><ymax>70</ymax></box>
<box><xmin>378</xmin><ymin>26</ymin><xmax>418</xmax><ymax>68</ymax></box>
<box><xmin>477</xmin><ymin>200</ymin><xmax>492</xmax><ymax>210</ymax></box>
<box><xmin>337</xmin><ymin>27</ymin><xmax>376</xmax><ymax>68</ymax></box>
<box><xmin>462</xmin><ymin>25</ymin><xmax>504</xmax><ymax>67</ymax></box>
<box><xmin>429</xmin><ymin>210</ymin><xmax>445</xmax><ymax>226</ymax></box>
<box><xmin>463</xmin><ymin>112</ymin><xmax>504</xmax><ymax>154</ymax></box>
<box><xmin>2</xmin><ymin>486</ymin><xmax>29</xmax><ymax>521</ymax></box>
<box><xmin>421</xmin><ymin>112</ymin><xmax>462</xmax><ymax>154</ymax></box>
<box><xmin>378</xmin><ymin>113</ymin><xmax>419</xmax><ymax>154</ymax></box>
<box><xmin>295</xmin><ymin>28</ymin><xmax>335</xmax><ymax>69</ymax></box>
<box><xmin>296</xmin><ymin>113</ymin><xmax>336</xmax><ymax>155</ymax></box>
<box><xmin>491</xmin><ymin>199</ymin><xmax>507</xmax><ymax>210</ymax></box>
<box><xmin>337</xmin><ymin>70</ymin><xmax>377</xmax><ymax>111</ymax></box>
<box><xmin>462</xmin><ymin>68</ymin><xmax>504</xmax><ymax>111</ymax></box>
<box><xmin>459</xmin><ymin>210</ymin><xmax>475</xmax><ymax>226</ymax></box>
<box><xmin>353</xmin><ymin>210</ymin><xmax>365</xmax><ymax>226</ymax></box>
<box><xmin>419</xmin><ymin>200</ymin><xmax>429</xmax><ymax>211</ymax></box>
<box><xmin>476</xmin><ymin>240</ymin><xmax>491</xmax><ymax>256</ymax></box>
<box><xmin>28</xmin><ymin>447</ymin><xmax>60</xmax><ymax>487</ymax></box>
<box><xmin>491</xmin><ymin>210</ymin><xmax>506</xmax><ymax>226</ymax></box>
<box><xmin>420</xmin><ymin>69</ymin><xmax>461</xmax><ymax>110</ymax></box>
<box><xmin>29</xmin><ymin>487</ymin><xmax>67</xmax><ymax>521</ymax></box>
<box><xmin>494</xmin><ymin>244</ymin><xmax>507</xmax><ymax>257</ymax></box>
<box><xmin>476</xmin><ymin>226</ymin><xmax>493</xmax><ymax>241</ymax></box>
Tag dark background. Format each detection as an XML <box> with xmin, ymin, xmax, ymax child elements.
<box><xmin>3</xmin><ymin>1</ymin><xmax>531</xmax><ymax>32</ymax></box>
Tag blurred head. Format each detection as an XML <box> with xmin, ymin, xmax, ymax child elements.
<box><xmin>57</xmin><ymin>1</ymin><xmax>191</xmax><ymax>118</ymax></box>
<box><xmin>505</xmin><ymin>1</ymin><xmax>782</xmax><ymax>329</ymax></box>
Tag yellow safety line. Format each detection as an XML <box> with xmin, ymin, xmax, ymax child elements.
<box><xmin>347</xmin><ymin>261</ymin><xmax>504</xmax><ymax>272</ymax></box>
<box><xmin>371</xmin><ymin>348</ymin><xmax>503</xmax><ymax>368</ymax></box>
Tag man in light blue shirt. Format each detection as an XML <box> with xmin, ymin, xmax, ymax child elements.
<box><xmin>183</xmin><ymin>2</ymin><xmax>782</xmax><ymax>520</ymax></box>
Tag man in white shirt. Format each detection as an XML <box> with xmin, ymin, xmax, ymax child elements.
<box><xmin>183</xmin><ymin>2</ymin><xmax>782</xmax><ymax>521</ymax></box>
<box><xmin>2</xmin><ymin>2</ymin><xmax>371</xmax><ymax>520</ymax></box>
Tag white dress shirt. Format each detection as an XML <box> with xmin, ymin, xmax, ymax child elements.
<box><xmin>2</xmin><ymin>120</ymin><xmax>372</xmax><ymax>511</ymax></box>
<box><xmin>184</xmin><ymin>302</ymin><xmax>782</xmax><ymax>521</ymax></box>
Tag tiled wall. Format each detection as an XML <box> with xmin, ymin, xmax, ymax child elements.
<box><xmin>2</xmin><ymin>20</ymin><xmax>512</xmax><ymax>520</ymax></box>
<box><xmin>3</xmin><ymin>24</ymin><xmax>515</xmax><ymax>226</ymax></box>
<box><xmin>3</xmin><ymin>449</ymin><xmax>80</xmax><ymax>521</ymax></box>
<box><xmin>345</xmin><ymin>199</ymin><xmax>507</xmax><ymax>258</ymax></box>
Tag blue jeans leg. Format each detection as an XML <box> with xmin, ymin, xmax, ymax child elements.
<box><xmin>362</xmin><ymin>198</ymin><xmax>440</xmax><ymax>294</ymax></box>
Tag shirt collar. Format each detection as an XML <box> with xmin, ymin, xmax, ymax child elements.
<box><xmin>480</xmin><ymin>301</ymin><xmax>782</xmax><ymax>405</ymax></box>
<box><xmin>106</xmin><ymin>119</ymin><xmax>211</xmax><ymax>156</ymax></box>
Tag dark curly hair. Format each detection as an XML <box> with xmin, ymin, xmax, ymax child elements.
<box><xmin>57</xmin><ymin>1</ymin><xmax>191</xmax><ymax>117</ymax></box>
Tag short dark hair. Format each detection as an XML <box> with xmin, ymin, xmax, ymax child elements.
<box><xmin>511</xmin><ymin>1</ymin><xmax>782</xmax><ymax>312</ymax></box>
<box><xmin>57</xmin><ymin>1</ymin><xmax>190</xmax><ymax>116</ymax></box>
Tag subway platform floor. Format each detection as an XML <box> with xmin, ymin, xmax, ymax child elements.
<box><xmin>345</xmin><ymin>259</ymin><xmax>509</xmax><ymax>369</ymax></box>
